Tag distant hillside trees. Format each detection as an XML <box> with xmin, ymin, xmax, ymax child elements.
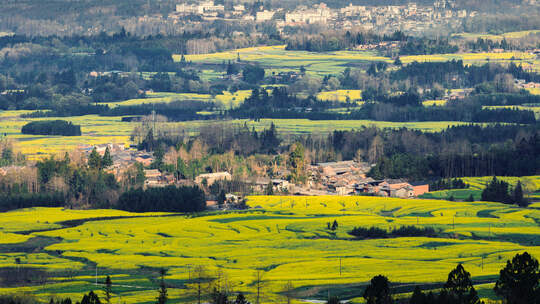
<box><xmin>21</xmin><ymin>120</ymin><xmax>81</xmax><ymax>136</ymax></box>
<box><xmin>116</xmin><ymin>185</ymin><xmax>206</xmax><ymax>212</ymax></box>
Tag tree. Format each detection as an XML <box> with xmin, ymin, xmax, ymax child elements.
<box><xmin>513</xmin><ymin>181</ymin><xmax>529</xmax><ymax>207</ymax></box>
<box><xmin>363</xmin><ymin>275</ymin><xmax>393</xmax><ymax>304</ymax></box>
<box><xmin>157</xmin><ymin>268</ymin><xmax>168</xmax><ymax>304</ymax></box>
<box><xmin>394</xmin><ymin>57</ymin><xmax>402</xmax><ymax>66</ymax></box>
<box><xmin>467</xmin><ymin>194</ymin><xmax>475</xmax><ymax>202</ymax></box>
<box><xmin>409</xmin><ymin>286</ymin><xmax>426</xmax><ymax>304</ymax></box>
<box><xmin>331</xmin><ymin>220</ymin><xmax>338</xmax><ymax>231</ymax></box>
<box><xmin>80</xmin><ymin>291</ymin><xmax>101</xmax><ymax>304</ymax></box>
<box><xmin>288</xmin><ymin>142</ymin><xmax>306</xmax><ymax>184</ymax></box>
<box><xmin>265</xmin><ymin>182</ymin><xmax>274</xmax><ymax>195</ymax></box>
<box><xmin>443</xmin><ymin>264</ymin><xmax>479</xmax><ymax>304</ymax></box>
<box><xmin>481</xmin><ymin>177</ymin><xmax>512</xmax><ymax>204</ymax></box>
<box><xmin>234</xmin><ymin>293</ymin><xmax>250</xmax><ymax>304</ymax></box>
<box><xmin>494</xmin><ymin>252</ymin><xmax>540</xmax><ymax>304</ymax></box>
<box><xmin>88</xmin><ymin>148</ymin><xmax>101</xmax><ymax>170</ymax></box>
<box><xmin>218</xmin><ymin>190</ymin><xmax>226</xmax><ymax>206</ymax></box>
<box><xmin>243</xmin><ymin>65</ymin><xmax>265</xmax><ymax>84</ymax></box>
<box><xmin>104</xmin><ymin>276</ymin><xmax>112</xmax><ymax>304</ymax></box>
<box><xmin>102</xmin><ymin>147</ymin><xmax>113</xmax><ymax>168</ymax></box>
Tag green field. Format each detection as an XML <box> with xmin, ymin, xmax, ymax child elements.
<box><xmin>0</xmin><ymin>196</ymin><xmax>539</xmax><ymax>303</ymax></box>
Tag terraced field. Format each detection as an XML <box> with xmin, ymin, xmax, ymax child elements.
<box><xmin>102</xmin><ymin>91</ymin><xmax>251</xmax><ymax>109</ymax></box>
<box><xmin>0</xmin><ymin>196</ymin><xmax>539</xmax><ymax>303</ymax></box>
<box><xmin>177</xmin><ymin>45</ymin><xmax>536</xmax><ymax>76</ymax></box>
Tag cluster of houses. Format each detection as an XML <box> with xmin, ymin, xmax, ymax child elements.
<box><xmin>307</xmin><ymin>160</ymin><xmax>429</xmax><ymax>198</ymax></box>
<box><xmin>515</xmin><ymin>79</ymin><xmax>540</xmax><ymax>90</ymax></box>
<box><xmin>78</xmin><ymin>144</ymin><xmax>429</xmax><ymax>200</ymax></box>
<box><xmin>168</xmin><ymin>1</ymin><xmax>473</xmax><ymax>35</ymax></box>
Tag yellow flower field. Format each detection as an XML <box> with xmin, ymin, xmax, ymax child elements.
<box><xmin>0</xmin><ymin>195</ymin><xmax>538</xmax><ymax>303</ymax></box>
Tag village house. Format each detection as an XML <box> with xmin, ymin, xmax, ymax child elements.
<box><xmin>144</xmin><ymin>169</ymin><xmax>162</xmax><ymax>187</ymax></box>
<box><xmin>195</xmin><ymin>172</ymin><xmax>232</xmax><ymax>185</ymax></box>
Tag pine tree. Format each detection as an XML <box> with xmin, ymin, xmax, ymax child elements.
<box><xmin>363</xmin><ymin>275</ymin><xmax>393</xmax><ymax>304</ymax></box>
<box><xmin>102</xmin><ymin>147</ymin><xmax>113</xmax><ymax>168</ymax></box>
<box><xmin>234</xmin><ymin>293</ymin><xmax>250</xmax><ymax>304</ymax></box>
<box><xmin>104</xmin><ymin>276</ymin><xmax>112</xmax><ymax>304</ymax></box>
<box><xmin>331</xmin><ymin>220</ymin><xmax>338</xmax><ymax>231</ymax></box>
<box><xmin>513</xmin><ymin>181</ymin><xmax>529</xmax><ymax>207</ymax></box>
<box><xmin>88</xmin><ymin>147</ymin><xmax>101</xmax><ymax>170</ymax></box>
<box><xmin>409</xmin><ymin>286</ymin><xmax>425</xmax><ymax>304</ymax></box>
<box><xmin>218</xmin><ymin>190</ymin><xmax>226</xmax><ymax>206</ymax></box>
<box><xmin>467</xmin><ymin>194</ymin><xmax>474</xmax><ymax>202</ymax></box>
<box><xmin>157</xmin><ymin>268</ymin><xmax>168</xmax><ymax>304</ymax></box>
<box><xmin>265</xmin><ymin>182</ymin><xmax>274</xmax><ymax>195</ymax></box>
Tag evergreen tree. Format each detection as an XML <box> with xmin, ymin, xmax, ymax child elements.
<box><xmin>80</xmin><ymin>291</ymin><xmax>101</xmax><ymax>304</ymax></box>
<box><xmin>218</xmin><ymin>190</ymin><xmax>226</xmax><ymax>206</ymax></box>
<box><xmin>363</xmin><ymin>275</ymin><xmax>393</xmax><ymax>304</ymax></box>
<box><xmin>234</xmin><ymin>293</ymin><xmax>250</xmax><ymax>304</ymax></box>
<box><xmin>467</xmin><ymin>194</ymin><xmax>475</xmax><ymax>202</ymax></box>
<box><xmin>104</xmin><ymin>276</ymin><xmax>112</xmax><ymax>304</ymax></box>
<box><xmin>409</xmin><ymin>286</ymin><xmax>426</xmax><ymax>304</ymax></box>
<box><xmin>481</xmin><ymin>177</ymin><xmax>512</xmax><ymax>204</ymax></box>
<box><xmin>444</xmin><ymin>264</ymin><xmax>479</xmax><ymax>304</ymax></box>
<box><xmin>88</xmin><ymin>148</ymin><xmax>101</xmax><ymax>170</ymax></box>
<box><xmin>102</xmin><ymin>147</ymin><xmax>113</xmax><ymax>168</ymax></box>
<box><xmin>265</xmin><ymin>182</ymin><xmax>274</xmax><ymax>195</ymax></box>
<box><xmin>394</xmin><ymin>57</ymin><xmax>402</xmax><ymax>66</ymax></box>
<box><xmin>513</xmin><ymin>181</ymin><xmax>529</xmax><ymax>207</ymax></box>
<box><xmin>494</xmin><ymin>252</ymin><xmax>540</xmax><ymax>304</ymax></box>
<box><xmin>157</xmin><ymin>268</ymin><xmax>168</xmax><ymax>304</ymax></box>
<box><xmin>331</xmin><ymin>220</ymin><xmax>338</xmax><ymax>231</ymax></box>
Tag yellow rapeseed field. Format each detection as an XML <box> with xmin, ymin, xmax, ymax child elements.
<box><xmin>0</xmin><ymin>196</ymin><xmax>538</xmax><ymax>303</ymax></box>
